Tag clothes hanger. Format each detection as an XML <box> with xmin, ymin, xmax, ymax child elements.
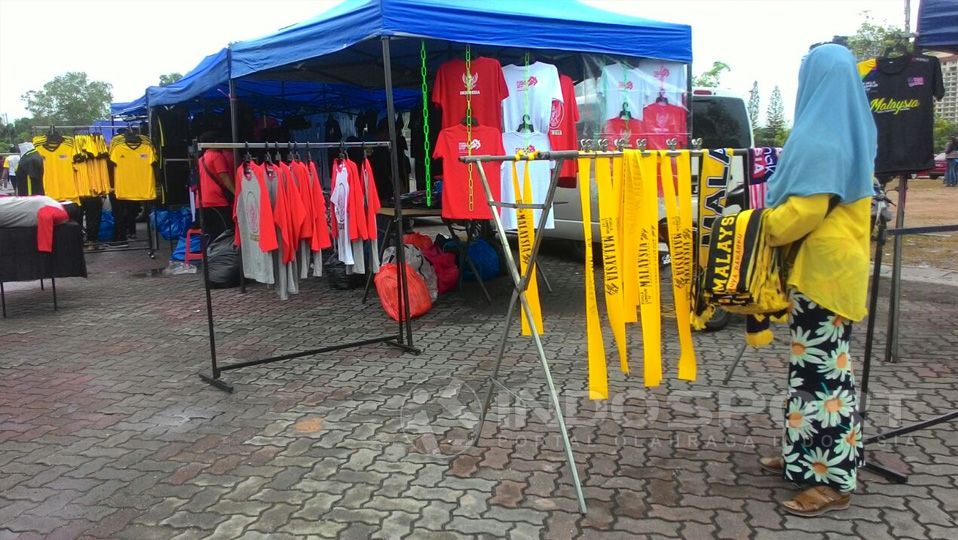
<box><xmin>619</xmin><ymin>102</ymin><xmax>632</xmax><ymax>121</ymax></box>
<box><xmin>460</xmin><ymin>116</ymin><xmax>478</xmax><ymax>127</ymax></box>
<box><xmin>655</xmin><ymin>90</ymin><xmax>669</xmax><ymax>105</ymax></box>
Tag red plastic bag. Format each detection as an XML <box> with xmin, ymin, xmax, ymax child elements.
<box><xmin>374</xmin><ymin>262</ymin><xmax>433</xmax><ymax>321</ymax></box>
<box><xmin>403</xmin><ymin>232</ymin><xmax>433</xmax><ymax>252</ymax></box>
<box><xmin>423</xmin><ymin>244</ymin><xmax>459</xmax><ymax>295</ymax></box>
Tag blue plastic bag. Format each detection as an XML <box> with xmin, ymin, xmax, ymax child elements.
<box><xmin>171</xmin><ymin>234</ymin><xmax>203</xmax><ymax>262</ymax></box>
<box><xmin>460</xmin><ymin>238</ymin><xmax>500</xmax><ymax>282</ymax></box>
<box><xmin>152</xmin><ymin>208</ymin><xmax>192</xmax><ymax>241</ymax></box>
<box><xmin>97</xmin><ymin>211</ymin><xmax>115</xmax><ymax>242</ymax></box>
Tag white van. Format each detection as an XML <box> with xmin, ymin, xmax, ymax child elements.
<box><xmin>543</xmin><ymin>87</ymin><xmax>754</xmax><ymax>246</ymax></box>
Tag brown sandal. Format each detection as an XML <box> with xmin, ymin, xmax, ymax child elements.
<box><xmin>758</xmin><ymin>456</ymin><xmax>784</xmax><ymax>474</ymax></box>
<box><xmin>782</xmin><ymin>486</ymin><xmax>851</xmax><ymax>517</ymax></box>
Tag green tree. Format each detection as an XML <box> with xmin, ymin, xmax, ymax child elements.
<box><xmin>747</xmin><ymin>81</ymin><xmax>761</xmax><ymax>132</ymax></box>
<box><xmin>693</xmin><ymin>61</ymin><xmax>730</xmax><ymax>88</ymax></box>
<box><xmin>21</xmin><ymin>72</ymin><xmax>112</xmax><ymax>125</ymax></box>
<box><xmin>0</xmin><ymin>116</ymin><xmax>37</xmax><ymax>149</ymax></box>
<box><xmin>159</xmin><ymin>72</ymin><xmax>183</xmax><ymax>86</ymax></box>
<box><xmin>766</xmin><ymin>86</ymin><xmax>786</xmax><ymax>137</ymax></box>
<box><xmin>846</xmin><ymin>13</ymin><xmax>911</xmax><ymax>61</ymax></box>
<box><xmin>935</xmin><ymin>117</ymin><xmax>958</xmax><ymax>154</ymax></box>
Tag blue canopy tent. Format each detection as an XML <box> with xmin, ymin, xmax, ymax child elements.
<box><xmin>119</xmin><ymin>4</ymin><xmax>693</xmax><ymax>461</ymax></box>
<box><xmin>917</xmin><ymin>0</ymin><xmax>958</xmax><ymax>53</ymax></box>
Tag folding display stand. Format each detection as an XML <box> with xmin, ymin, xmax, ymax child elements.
<box><xmin>858</xmin><ymin>188</ymin><xmax>958</xmax><ymax>483</ymax></box>
<box><xmin>193</xmin><ymin>140</ymin><xmax>418</xmax><ymax>393</ymax></box>
<box><xmin>461</xmin><ymin>148</ymin><xmax>597</xmax><ymax>514</ymax></box>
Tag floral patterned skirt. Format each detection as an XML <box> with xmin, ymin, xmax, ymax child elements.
<box><xmin>782</xmin><ymin>291</ymin><xmax>864</xmax><ymax>492</ymax></box>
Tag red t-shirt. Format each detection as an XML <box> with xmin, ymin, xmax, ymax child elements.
<box><xmin>433</xmin><ymin>124</ymin><xmax>504</xmax><ymax>220</ymax></box>
<box><xmin>603</xmin><ymin>117</ymin><xmax>646</xmax><ymax>150</ymax></box>
<box><xmin>549</xmin><ymin>74</ymin><xmax>580</xmax><ymax>185</ymax></box>
<box><xmin>199</xmin><ymin>150</ymin><xmax>234</xmax><ymax>208</ymax></box>
<box><xmin>640</xmin><ymin>102</ymin><xmax>688</xmax><ymax>150</ymax></box>
<box><xmin>432</xmin><ymin>57</ymin><xmax>509</xmax><ymax>130</ymax></box>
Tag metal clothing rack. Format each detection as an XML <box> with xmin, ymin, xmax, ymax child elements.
<box><xmin>192</xmin><ymin>140</ymin><xmax>418</xmax><ymax>393</ymax></box>
<box><xmin>858</xmin><ymin>179</ymin><xmax>958</xmax><ymax>483</ymax></box>
<box><xmin>460</xmin><ymin>147</ymin><xmax>623</xmax><ymax>514</ymax></box>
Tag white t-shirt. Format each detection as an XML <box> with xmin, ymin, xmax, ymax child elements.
<box><xmin>330</xmin><ymin>162</ymin><xmax>354</xmax><ymax>266</ymax></box>
<box><xmin>4</xmin><ymin>155</ymin><xmax>20</xmax><ymax>176</ymax></box>
<box><xmin>500</xmin><ymin>131</ymin><xmax>554</xmax><ymax>230</ymax></box>
<box><xmin>501</xmin><ymin>62</ymin><xmax>564</xmax><ymax>134</ymax></box>
<box><xmin>635</xmin><ymin>59</ymin><xmax>687</xmax><ymax>107</ymax></box>
<box><xmin>599</xmin><ymin>63</ymin><xmax>644</xmax><ymax>122</ymax></box>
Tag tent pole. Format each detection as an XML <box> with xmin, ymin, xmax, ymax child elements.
<box><xmin>227</xmin><ymin>45</ymin><xmax>246</xmax><ymax>294</ymax></box>
<box><xmin>382</xmin><ymin>37</ymin><xmax>416</xmax><ymax>350</ymax></box>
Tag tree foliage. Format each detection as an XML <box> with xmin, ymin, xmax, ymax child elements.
<box><xmin>747</xmin><ymin>81</ymin><xmax>761</xmax><ymax>132</ymax></box>
<box><xmin>935</xmin><ymin>117</ymin><xmax>958</xmax><ymax>154</ymax></box>
<box><xmin>693</xmin><ymin>61</ymin><xmax>730</xmax><ymax>88</ymax></box>
<box><xmin>21</xmin><ymin>72</ymin><xmax>112</xmax><ymax>125</ymax></box>
<box><xmin>0</xmin><ymin>116</ymin><xmax>38</xmax><ymax>149</ymax></box>
<box><xmin>846</xmin><ymin>13</ymin><xmax>911</xmax><ymax>61</ymax></box>
<box><xmin>159</xmin><ymin>73</ymin><xmax>184</xmax><ymax>86</ymax></box>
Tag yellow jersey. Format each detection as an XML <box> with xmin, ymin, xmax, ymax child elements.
<box><xmin>110</xmin><ymin>139</ymin><xmax>157</xmax><ymax>201</ymax></box>
<box><xmin>766</xmin><ymin>193</ymin><xmax>871</xmax><ymax>321</ymax></box>
<box><xmin>35</xmin><ymin>138</ymin><xmax>80</xmax><ymax>201</ymax></box>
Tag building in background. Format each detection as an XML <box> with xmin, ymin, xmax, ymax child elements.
<box><xmin>933</xmin><ymin>53</ymin><xmax>957</xmax><ymax>123</ymax></box>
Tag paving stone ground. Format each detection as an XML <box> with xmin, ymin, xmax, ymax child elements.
<box><xmin>1</xmin><ymin>235</ymin><xmax>956</xmax><ymax>539</ymax></box>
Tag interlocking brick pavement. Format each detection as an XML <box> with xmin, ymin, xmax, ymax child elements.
<box><xmin>1</xmin><ymin>238</ymin><xmax>957</xmax><ymax>539</ymax></box>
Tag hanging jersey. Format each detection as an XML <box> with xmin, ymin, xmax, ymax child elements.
<box><xmin>603</xmin><ymin>117</ymin><xmax>645</xmax><ymax>149</ymax></box>
<box><xmin>860</xmin><ymin>54</ymin><xmax>944</xmax><ymax>174</ymax></box>
<box><xmin>35</xmin><ymin>138</ymin><xmax>79</xmax><ymax>201</ymax></box>
<box><xmin>110</xmin><ymin>140</ymin><xmax>157</xmax><ymax>200</ymax></box>
<box><xmin>330</xmin><ymin>160</ymin><xmax>354</xmax><ymax>265</ymax></box>
<box><xmin>500</xmin><ymin>131</ymin><xmax>554</xmax><ymax>230</ymax></box>
<box><xmin>600</xmin><ymin>63</ymin><xmax>644</xmax><ymax>122</ymax></box>
<box><xmin>234</xmin><ymin>162</ymin><xmax>277</xmax><ymax>285</ymax></box>
<box><xmin>549</xmin><ymin>74</ymin><xmax>580</xmax><ymax>184</ymax></box>
<box><xmin>635</xmin><ymin>59</ymin><xmax>687</xmax><ymax>106</ymax></box>
<box><xmin>640</xmin><ymin>102</ymin><xmax>688</xmax><ymax>150</ymax></box>
<box><xmin>433</xmin><ymin>124</ymin><xmax>505</xmax><ymax>220</ymax></box>
<box><xmin>432</xmin><ymin>57</ymin><xmax>510</xmax><ymax>129</ymax></box>
<box><xmin>362</xmin><ymin>159</ymin><xmax>382</xmax><ymax>274</ymax></box>
<box><xmin>501</xmin><ymin>62</ymin><xmax>564</xmax><ymax>134</ymax></box>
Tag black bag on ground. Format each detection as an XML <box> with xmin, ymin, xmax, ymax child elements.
<box><xmin>207</xmin><ymin>229</ymin><xmax>241</xmax><ymax>289</ymax></box>
<box><xmin>324</xmin><ymin>251</ymin><xmax>364</xmax><ymax>290</ymax></box>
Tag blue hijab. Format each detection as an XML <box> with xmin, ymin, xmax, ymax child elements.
<box><xmin>766</xmin><ymin>44</ymin><xmax>877</xmax><ymax>207</ymax></box>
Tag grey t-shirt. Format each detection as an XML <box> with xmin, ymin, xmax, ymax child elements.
<box><xmin>235</xmin><ymin>165</ymin><xmax>275</xmax><ymax>285</ymax></box>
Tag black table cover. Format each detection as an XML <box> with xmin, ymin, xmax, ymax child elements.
<box><xmin>0</xmin><ymin>221</ymin><xmax>87</xmax><ymax>282</ymax></box>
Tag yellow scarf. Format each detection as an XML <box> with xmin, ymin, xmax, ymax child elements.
<box><xmin>578</xmin><ymin>157</ymin><xmax>608</xmax><ymax>399</ymax></box>
<box><xmin>624</xmin><ymin>150</ymin><xmax>663</xmax><ymax>387</ymax></box>
<box><xmin>596</xmin><ymin>156</ymin><xmax>629</xmax><ymax>374</ymax></box>
<box><xmin>512</xmin><ymin>155</ymin><xmax>544</xmax><ymax>336</ymax></box>
<box><xmin>659</xmin><ymin>151</ymin><xmax>696</xmax><ymax>381</ymax></box>
<box><xmin>693</xmin><ymin>149</ymin><xmax>733</xmax><ymax>329</ymax></box>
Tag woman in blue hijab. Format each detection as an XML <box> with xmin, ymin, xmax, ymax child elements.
<box><xmin>758</xmin><ymin>44</ymin><xmax>877</xmax><ymax>517</ymax></box>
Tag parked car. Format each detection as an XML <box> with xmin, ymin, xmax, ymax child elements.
<box><xmin>918</xmin><ymin>153</ymin><xmax>946</xmax><ymax>179</ymax></box>
<box><xmin>541</xmin><ymin>87</ymin><xmax>754</xmax><ymax>331</ymax></box>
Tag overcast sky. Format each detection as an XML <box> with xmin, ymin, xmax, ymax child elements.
<box><xmin>0</xmin><ymin>0</ymin><xmax>913</xmax><ymax>125</ymax></box>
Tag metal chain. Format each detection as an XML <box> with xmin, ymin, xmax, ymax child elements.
<box><xmin>420</xmin><ymin>41</ymin><xmax>432</xmax><ymax>207</ymax></box>
<box><xmin>465</xmin><ymin>45</ymin><xmax>474</xmax><ymax>212</ymax></box>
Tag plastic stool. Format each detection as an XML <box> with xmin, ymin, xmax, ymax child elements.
<box><xmin>184</xmin><ymin>228</ymin><xmax>205</xmax><ymax>265</ymax></box>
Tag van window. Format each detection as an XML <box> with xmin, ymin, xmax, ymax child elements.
<box><xmin>692</xmin><ymin>97</ymin><xmax>751</xmax><ymax>149</ymax></box>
